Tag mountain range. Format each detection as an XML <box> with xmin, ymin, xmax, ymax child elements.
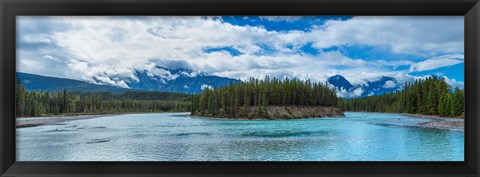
<box><xmin>327</xmin><ymin>75</ymin><xmax>402</xmax><ymax>97</ymax></box>
<box><xmin>16</xmin><ymin>72</ymin><xmax>131</xmax><ymax>93</ymax></box>
<box><xmin>17</xmin><ymin>66</ymin><xmax>402</xmax><ymax>97</ymax></box>
<box><xmin>16</xmin><ymin>66</ymin><xmax>239</xmax><ymax>94</ymax></box>
<box><xmin>120</xmin><ymin>66</ymin><xmax>239</xmax><ymax>94</ymax></box>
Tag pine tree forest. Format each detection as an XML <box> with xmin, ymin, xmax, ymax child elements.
<box><xmin>338</xmin><ymin>76</ymin><xmax>464</xmax><ymax>117</ymax></box>
<box><xmin>191</xmin><ymin>76</ymin><xmax>339</xmax><ymax>117</ymax></box>
<box><xmin>15</xmin><ymin>80</ymin><xmax>192</xmax><ymax>117</ymax></box>
<box><xmin>16</xmin><ymin>75</ymin><xmax>464</xmax><ymax>118</ymax></box>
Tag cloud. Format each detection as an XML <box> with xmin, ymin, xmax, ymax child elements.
<box><xmin>353</xmin><ymin>88</ymin><xmax>365</xmax><ymax>97</ymax></box>
<box><xmin>201</xmin><ymin>84</ymin><xmax>213</xmax><ymax>90</ymax></box>
<box><xmin>16</xmin><ymin>16</ymin><xmax>464</xmax><ymax>89</ymax></box>
<box><xmin>409</xmin><ymin>54</ymin><xmax>464</xmax><ymax>72</ymax></box>
<box><xmin>335</xmin><ymin>87</ymin><xmax>351</xmax><ymax>98</ymax></box>
<box><xmin>443</xmin><ymin>76</ymin><xmax>464</xmax><ymax>89</ymax></box>
<box><xmin>93</xmin><ymin>75</ymin><xmax>130</xmax><ymax>88</ymax></box>
<box><xmin>142</xmin><ymin>63</ymin><xmax>178</xmax><ymax>81</ymax></box>
<box><xmin>308</xmin><ymin>16</ymin><xmax>464</xmax><ymax>56</ymax></box>
<box><xmin>259</xmin><ymin>16</ymin><xmax>303</xmax><ymax>22</ymax></box>
<box><xmin>375</xmin><ymin>60</ymin><xmax>414</xmax><ymax>69</ymax></box>
<box><xmin>335</xmin><ymin>87</ymin><xmax>365</xmax><ymax>98</ymax></box>
<box><xmin>383</xmin><ymin>80</ymin><xmax>397</xmax><ymax>88</ymax></box>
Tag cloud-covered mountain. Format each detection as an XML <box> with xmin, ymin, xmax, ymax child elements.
<box><xmin>16</xmin><ymin>67</ymin><xmax>412</xmax><ymax>98</ymax></box>
<box><xmin>16</xmin><ymin>72</ymin><xmax>130</xmax><ymax>93</ymax></box>
<box><xmin>17</xmin><ymin>68</ymin><xmax>240</xmax><ymax>94</ymax></box>
<box><xmin>327</xmin><ymin>75</ymin><xmax>402</xmax><ymax>98</ymax></box>
<box><xmin>96</xmin><ymin>66</ymin><xmax>239</xmax><ymax>94</ymax></box>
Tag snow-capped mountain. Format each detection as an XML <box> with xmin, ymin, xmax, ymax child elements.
<box><xmin>112</xmin><ymin>66</ymin><xmax>239</xmax><ymax>94</ymax></box>
<box><xmin>16</xmin><ymin>72</ymin><xmax>131</xmax><ymax>93</ymax></box>
<box><xmin>327</xmin><ymin>75</ymin><xmax>354</xmax><ymax>91</ymax></box>
<box><xmin>19</xmin><ymin>66</ymin><xmax>403</xmax><ymax>97</ymax></box>
<box><xmin>327</xmin><ymin>75</ymin><xmax>402</xmax><ymax>98</ymax></box>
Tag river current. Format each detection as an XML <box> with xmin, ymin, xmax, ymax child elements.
<box><xmin>16</xmin><ymin>112</ymin><xmax>464</xmax><ymax>161</ymax></box>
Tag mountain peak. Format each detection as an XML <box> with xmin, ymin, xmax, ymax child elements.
<box><xmin>330</xmin><ymin>74</ymin><xmax>345</xmax><ymax>80</ymax></box>
<box><xmin>96</xmin><ymin>66</ymin><xmax>239</xmax><ymax>94</ymax></box>
<box><xmin>327</xmin><ymin>75</ymin><xmax>353</xmax><ymax>90</ymax></box>
<box><xmin>327</xmin><ymin>75</ymin><xmax>401</xmax><ymax>98</ymax></box>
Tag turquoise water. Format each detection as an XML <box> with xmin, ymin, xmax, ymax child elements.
<box><xmin>16</xmin><ymin>112</ymin><xmax>464</xmax><ymax>161</ymax></box>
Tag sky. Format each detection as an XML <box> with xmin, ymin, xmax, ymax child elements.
<box><xmin>17</xmin><ymin>16</ymin><xmax>464</xmax><ymax>90</ymax></box>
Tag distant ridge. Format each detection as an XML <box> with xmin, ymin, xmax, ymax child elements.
<box><xmin>17</xmin><ymin>71</ymin><xmax>403</xmax><ymax>97</ymax></box>
<box><xmin>327</xmin><ymin>74</ymin><xmax>402</xmax><ymax>97</ymax></box>
<box><xmin>16</xmin><ymin>70</ymin><xmax>238</xmax><ymax>94</ymax></box>
<box><xmin>16</xmin><ymin>72</ymin><xmax>131</xmax><ymax>93</ymax></box>
<box><xmin>125</xmin><ymin>66</ymin><xmax>239</xmax><ymax>94</ymax></box>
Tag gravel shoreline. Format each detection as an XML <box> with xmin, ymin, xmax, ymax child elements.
<box><xmin>16</xmin><ymin>112</ymin><xmax>464</xmax><ymax>130</ymax></box>
<box><xmin>16</xmin><ymin>114</ymin><xmax>119</xmax><ymax>128</ymax></box>
<box><xmin>192</xmin><ymin>106</ymin><xmax>344</xmax><ymax>120</ymax></box>
<box><xmin>402</xmin><ymin>113</ymin><xmax>464</xmax><ymax>130</ymax></box>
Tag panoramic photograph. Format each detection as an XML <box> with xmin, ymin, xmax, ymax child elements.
<box><xmin>16</xmin><ymin>16</ymin><xmax>464</xmax><ymax>161</ymax></box>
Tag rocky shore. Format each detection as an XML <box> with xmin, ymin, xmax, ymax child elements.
<box><xmin>403</xmin><ymin>113</ymin><xmax>464</xmax><ymax>130</ymax></box>
<box><xmin>192</xmin><ymin>106</ymin><xmax>344</xmax><ymax>120</ymax></box>
<box><xmin>16</xmin><ymin>114</ymin><xmax>116</xmax><ymax>128</ymax></box>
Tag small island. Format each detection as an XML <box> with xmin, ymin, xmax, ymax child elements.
<box><xmin>191</xmin><ymin>76</ymin><xmax>344</xmax><ymax>119</ymax></box>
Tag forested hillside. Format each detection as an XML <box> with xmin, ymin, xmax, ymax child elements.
<box><xmin>16</xmin><ymin>73</ymin><xmax>464</xmax><ymax>119</ymax></box>
<box><xmin>191</xmin><ymin>76</ymin><xmax>340</xmax><ymax>118</ymax></box>
<box><xmin>15</xmin><ymin>80</ymin><xmax>192</xmax><ymax>117</ymax></box>
<box><xmin>338</xmin><ymin>76</ymin><xmax>464</xmax><ymax>117</ymax></box>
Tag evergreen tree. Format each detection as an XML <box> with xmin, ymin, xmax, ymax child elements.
<box><xmin>340</xmin><ymin>75</ymin><xmax>464</xmax><ymax>117</ymax></box>
<box><xmin>191</xmin><ymin>76</ymin><xmax>338</xmax><ymax>118</ymax></box>
<box><xmin>451</xmin><ymin>88</ymin><xmax>464</xmax><ymax>117</ymax></box>
<box><xmin>15</xmin><ymin>82</ymin><xmax>192</xmax><ymax>117</ymax></box>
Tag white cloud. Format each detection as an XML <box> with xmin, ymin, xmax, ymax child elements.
<box><xmin>201</xmin><ymin>84</ymin><xmax>213</xmax><ymax>90</ymax></box>
<box><xmin>308</xmin><ymin>16</ymin><xmax>464</xmax><ymax>56</ymax></box>
<box><xmin>335</xmin><ymin>87</ymin><xmax>365</xmax><ymax>98</ymax></box>
<box><xmin>116</xmin><ymin>80</ymin><xmax>129</xmax><ymax>88</ymax></box>
<box><xmin>93</xmin><ymin>76</ymin><xmax>130</xmax><ymax>88</ymax></box>
<box><xmin>409</xmin><ymin>54</ymin><xmax>464</xmax><ymax>72</ymax></box>
<box><xmin>353</xmin><ymin>87</ymin><xmax>364</xmax><ymax>97</ymax></box>
<box><xmin>259</xmin><ymin>16</ymin><xmax>303</xmax><ymax>22</ymax></box>
<box><xmin>443</xmin><ymin>76</ymin><xmax>464</xmax><ymax>89</ymax></box>
<box><xmin>21</xmin><ymin>34</ymin><xmax>55</xmax><ymax>44</ymax></box>
<box><xmin>142</xmin><ymin>63</ymin><xmax>178</xmax><ymax>81</ymax></box>
<box><xmin>375</xmin><ymin>60</ymin><xmax>414</xmax><ymax>69</ymax></box>
<box><xmin>335</xmin><ymin>87</ymin><xmax>351</xmax><ymax>98</ymax></box>
<box><xmin>383</xmin><ymin>80</ymin><xmax>397</xmax><ymax>88</ymax></box>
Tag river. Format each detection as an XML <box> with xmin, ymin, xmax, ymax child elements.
<box><xmin>16</xmin><ymin>112</ymin><xmax>464</xmax><ymax>161</ymax></box>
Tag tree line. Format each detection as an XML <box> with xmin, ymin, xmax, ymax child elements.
<box><xmin>338</xmin><ymin>76</ymin><xmax>464</xmax><ymax>117</ymax></box>
<box><xmin>191</xmin><ymin>76</ymin><xmax>338</xmax><ymax>117</ymax></box>
<box><xmin>16</xmin><ymin>80</ymin><xmax>192</xmax><ymax>117</ymax></box>
<box><xmin>17</xmin><ymin>75</ymin><xmax>464</xmax><ymax>118</ymax></box>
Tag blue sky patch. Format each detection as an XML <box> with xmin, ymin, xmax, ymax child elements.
<box><xmin>410</xmin><ymin>63</ymin><xmax>464</xmax><ymax>83</ymax></box>
<box><xmin>222</xmin><ymin>16</ymin><xmax>352</xmax><ymax>32</ymax></box>
<box><xmin>204</xmin><ymin>46</ymin><xmax>243</xmax><ymax>56</ymax></box>
<box><xmin>300</xmin><ymin>43</ymin><xmax>320</xmax><ymax>55</ymax></box>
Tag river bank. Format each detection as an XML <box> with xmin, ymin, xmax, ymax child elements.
<box><xmin>16</xmin><ymin>111</ymin><xmax>463</xmax><ymax>130</ymax></box>
<box><xmin>403</xmin><ymin>113</ymin><xmax>464</xmax><ymax>130</ymax></box>
<box><xmin>16</xmin><ymin>114</ymin><xmax>118</xmax><ymax>128</ymax></box>
<box><xmin>192</xmin><ymin>106</ymin><xmax>344</xmax><ymax>120</ymax></box>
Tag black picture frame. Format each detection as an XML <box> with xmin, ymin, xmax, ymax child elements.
<box><xmin>1</xmin><ymin>0</ymin><xmax>479</xmax><ymax>176</ymax></box>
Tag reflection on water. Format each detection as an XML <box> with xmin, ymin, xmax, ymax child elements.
<box><xmin>16</xmin><ymin>112</ymin><xmax>464</xmax><ymax>161</ymax></box>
